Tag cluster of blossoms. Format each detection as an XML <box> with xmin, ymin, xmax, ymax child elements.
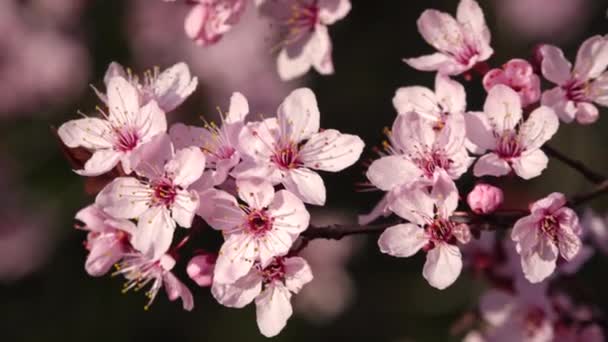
<box><xmin>59</xmin><ymin>61</ymin><xmax>363</xmax><ymax>336</ymax></box>
<box><xmin>163</xmin><ymin>0</ymin><xmax>351</xmax><ymax>81</ymax></box>
<box><xmin>57</xmin><ymin>0</ymin><xmax>608</xmax><ymax>339</ymax></box>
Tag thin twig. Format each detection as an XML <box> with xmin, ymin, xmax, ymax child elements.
<box><xmin>543</xmin><ymin>144</ymin><xmax>606</xmax><ymax>184</ymax></box>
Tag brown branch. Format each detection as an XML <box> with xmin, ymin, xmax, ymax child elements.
<box><xmin>543</xmin><ymin>144</ymin><xmax>606</xmax><ymax>184</ymax></box>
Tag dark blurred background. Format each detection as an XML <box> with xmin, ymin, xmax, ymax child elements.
<box><xmin>2</xmin><ymin>0</ymin><xmax>608</xmax><ymax>341</ymax></box>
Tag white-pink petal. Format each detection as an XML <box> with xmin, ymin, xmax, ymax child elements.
<box><xmin>473</xmin><ymin>153</ymin><xmax>511</xmax><ymax>177</ymax></box>
<box><xmin>378</xmin><ymin>224</ymin><xmax>428</xmax><ymax>257</ymax></box>
<box><xmin>132</xmin><ymin>206</ymin><xmax>176</xmax><ymax>259</ymax></box>
<box><xmin>277</xmin><ymin>88</ymin><xmax>320</xmax><ymax>142</ymax></box>
<box><xmin>95</xmin><ymin>177</ymin><xmax>150</xmax><ymax>219</ymax></box>
<box><xmin>255</xmin><ymin>284</ymin><xmax>293</xmax><ymax>338</ymax></box>
<box><xmin>300</xmin><ymin>129</ymin><xmax>364</xmax><ymax>172</ymax></box>
<box><xmin>422</xmin><ymin>243</ymin><xmax>463</xmax><ymax>290</ymax></box>
<box><xmin>283</xmin><ymin>168</ymin><xmax>326</xmax><ymax>206</ymax></box>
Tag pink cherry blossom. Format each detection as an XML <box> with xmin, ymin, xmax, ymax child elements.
<box><xmin>378</xmin><ymin>174</ymin><xmax>470</xmax><ymax>290</ymax></box>
<box><xmin>58</xmin><ymin>76</ymin><xmax>168</xmax><ymax>176</ymax></box>
<box><xmin>478</xmin><ymin>280</ymin><xmax>555</xmax><ymax>342</ymax></box>
<box><xmin>393</xmin><ymin>73</ymin><xmax>467</xmax><ymax>126</ymax></box>
<box><xmin>466</xmin><ymin>85</ymin><xmax>559</xmax><ymax>179</ymax></box>
<box><xmin>99</xmin><ymin>62</ymin><xmax>198</xmax><ymax>112</ymax></box>
<box><xmin>170</xmin><ymin>92</ymin><xmax>249</xmax><ymax>185</ymax></box>
<box><xmin>234</xmin><ymin>88</ymin><xmax>364</xmax><ymax>205</ymax></box>
<box><xmin>483</xmin><ymin>59</ymin><xmax>541</xmax><ymax>108</ymax></box>
<box><xmin>187</xmin><ymin>252</ymin><xmax>216</xmax><ymax>287</ymax></box>
<box><xmin>75</xmin><ymin>204</ymin><xmax>135</xmax><ymax>277</ymax></box>
<box><xmin>540</xmin><ymin>36</ymin><xmax>608</xmax><ymax>124</ymax></box>
<box><xmin>211</xmin><ymin>256</ymin><xmax>313</xmax><ymax>337</ymax></box>
<box><xmin>256</xmin><ymin>0</ymin><xmax>351</xmax><ymax>80</ymax></box>
<box><xmin>96</xmin><ymin>138</ymin><xmax>205</xmax><ymax>259</ymax></box>
<box><xmin>203</xmin><ymin>178</ymin><xmax>310</xmax><ymax>284</ymax></box>
<box><xmin>366</xmin><ymin>111</ymin><xmax>473</xmax><ymax>193</ymax></box>
<box><xmin>405</xmin><ymin>0</ymin><xmax>493</xmax><ymax>75</ymax></box>
<box><xmin>184</xmin><ymin>0</ymin><xmax>246</xmax><ymax>46</ymax></box>
<box><xmin>114</xmin><ymin>252</ymin><xmax>194</xmax><ymax>311</ymax></box>
<box><xmin>467</xmin><ymin>183</ymin><xmax>503</xmax><ymax>215</ymax></box>
<box><xmin>511</xmin><ymin>193</ymin><xmax>582</xmax><ymax>283</ymax></box>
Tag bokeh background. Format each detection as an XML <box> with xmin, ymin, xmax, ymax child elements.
<box><xmin>2</xmin><ymin>0</ymin><xmax>608</xmax><ymax>341</ymax></box>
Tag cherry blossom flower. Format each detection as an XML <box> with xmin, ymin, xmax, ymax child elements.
<box><xmin>58</xmin><ymin>76</ymin><xmax>168</xmax><ymax>176</ymax></box>
<box><xmin>75</xmin><ymin>204</ymin><xmax>135</xmax><ymax>277</ymax></box>
<box><xmin>511</xmin><ymin>192</ymin><xmax>582</xmax><ymax>283</ymax></box>
<box><xmin>114</xmin><ymin>252</ymin><xmax>194</xmax><ymax>311</ymax></box>
<box><xmin>478</xmin><ymin>280</ymin><xmax>555</xmax><ymax>342</ymax></box>
<box><xmin>483</xmin><ymin>59</ymin><xmax>541</xmax><ymax>108</ymax></box>
<box><xmin>170</xmin><ymin>92</ymin><xmax>249</xmax><ymax>185</ymax></box>
<box><xmin>378</xmin><ymin>174</ymin><xmax>470</xmax><ymax>290</ymax></box>
<box><xmin>212</xmin><ymin>256</ymin><xmax>313</xmax><ymax>337</ymax></box>
<box><xmin>466</xmin><ymin>85</ymin><xmax>559</xmax><ymax>179</ymax></box>
<box><xmin>235</xmin><ymin>87</ymin><xmax>364</xmax><ymax>205</ymax></box>
<box><xmin>366</xmin><ymin>111</ymin><xmax>473</xmax><ymax>194</ymax></box>
<box><xmin>96</xmin><ymin>138</ymin><xmax>205</xmax><ymax>259</ymax></box>
<box><xmin>467</xmin><ymin>183</ymin><xmax>503</xmax><ymax>215</ymax></box>
<box><xmin>540</xmin><ymin>36</ymin><xmax>608</xmax><ymax>124</ymax></box>
<box><xmin>183</xmin><ymin>0</ymin><xmax>246</xmax><ymax>46</ymax></box>
<box><xmin>405</xmin><ymin>0</ymin><xmax>493</xmax><ymax>75</ymax></box>
<box><xmin>255</xmin><ymin>0</ymin><xmax>351</xmax><ymax>80</ymax></box>
<box><xmin>203</xmin><ymin>178</ymin><xmax>310</xmax><ymax>284</ymax></box>
<box><xmin>187</xmin><ymin>252</ymin><xmax>216</xmax><ymax>287</ymax></box>
<box><xmin>393</xmin><ymin>73</ymin><xmax>466</xmax><ymax>126</ymax></box>
<box><xmin>99</xmin><ymin>61</ymin><xmax>198</xmax><ymax>112</ymax></box>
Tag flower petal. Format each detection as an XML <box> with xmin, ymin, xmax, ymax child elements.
<box><xmin>284</xmin><ymin>256</ymin><xmax>313</xmax><ymax>293</ymax></box>
<box><xmin>75</xmin><ymin>149</ymin><xmax>121</xmax><ymax>176</ymax></box>
<box><xmin>417</xmin><ymin>9</ymin><xmax>463</xmax><ymax>55</ymax></box>
<box><xmin>283</xmin><ymin>168</ymin><xmax>326</xmax><ymax>205</ymax></box>
<box><xmin>483</xmin><ymin>85</ymin><xmax>522</xmax><ymax>132</ymax></box>
<box><xmin>107</xmin><ymin>76</ymin><xmax>140</xmax><ymax>125</ymax></box>
<box><xmin>318</xmin><ymin>0</ymin><xmax>351</xmax><ymax>24</ymax></box>
<box><xmin>255</xmin><ymin>284</ymin><xmax>293</xmax><ymax>338</ymax></box>
<box><xmin>212</xmin><ymin>268</ymin><xmax>262</xmax><ymax>308</ymax></box>
<box><xmin>172</xmin><ymin>190</ymin><xmax>199</xmax><ymax>228</ymax></box>
<box><xmin>95</xmin><ymin>177</ymin><xmax>150</xmax><ymax>219</ymax></box>
<box><xmin>456</xmin><ymin>0</ymin><xmax>490</xmax><ymax>44</ymax></box>
<box><xmin>214</xmin><ymin>233</ymin><xmax>257</xmax><ymax>284</ymax></box>
<box><xmin>404</xmin><ymin>53</ymin><xmax>455</xmax><ymax>74</ymax></box>
<box><xmin>473</xmin><ymin>153</ymin><xmax>511</xmax><ymax>177</ymax></box>
<box><xmin>136</xmin><ymin>100</ymin><xmax>167</xmax><ymax>142</ymax></box>
<box><xmin>422</xmin><ymin>243</ymin><xmax>463</xmax><ymax>290</ymax></box>
<box><xmin>521</xmin><ymin>241</ymin><xmax>558</xmax><ymax>283</ymax></box>
<box><xmin>165</xmin><ymin>147</ymin><xmax>206</xmax><ymax>187</ymax></box>
<box><xmin>519</xmin><ymin>106</ymin><xmax>559</xmax><ymax>150</ymax></box>
<box><xmin>201</xmin><ymin>189</ymin><xmax>245</xmax><ymax>231</ymax></box>
<box><xmin>300</xmin><ymin>129</ymin><xmax>364</xmax><ymax>172</ymax></box>
<box><xmin>132</xmin><ymin>206</ymin><xmax>176</xmax><ymax>259</ymax></box>
<box><xmin>277</xmin><ymin>88</ymin><xmax>320</xmax><ymax>142</ymax></box>
<box><xmin>540</xmin><ymin>45</ymin><xmax>572</xmax><ymax>85</ymax></box>
<box><xmin>573</xmin><ymin>35</ymin><xmax>608</xmax><ymax>80</ymax></box>
<box><xmin>392</xmin><ymin>86</ymin><xmax>438</xmax><ymax>117</ymax></box>
<box><xmin>511</xmin><ymin>150</ymin><xmax>549</xmax><ymax>180</ymax></box>
<box><xmin>237</xmin><ymin>178</ymin><xmax>275</xmax><ymax>209</ymax></box>
<box><xmin>464</xmin><ymin>111</ymin><xmax>496</xmax><ymax>152</ymax></box>
<box><xmin>366</xmin><ymin>156</ymin><xmax>421</xmax><ymax>191</ymax></box>
<box><xmin>388</xmin><ymin>184</ymin><xmax>435</xmax><ymax>226</ymax></box>
<box><xmin>57</xmin><ymin>118</ymin><xmax>113</xmax><ymax>149</ymax></box>
<box><xmin>378</xmin><ymin>224</ymin><xmax>428</xmax><ymax>257</ymax></box>
<box><xmin>152</xmin><ymin>62</ymin><xmax>198</xmax><ymax>112</ymax></box>
<box><xmin>268</xmin><ymin>190</ymin><xmax>310</xmax><ymax>236</ymax></box>
<box><xmin>226</xmin><ymin>92</ymin><xmax>249</xmax><ymax>123</ymax></box>
<box><xmin>163</xmin><ymin>271</ymin><xmax>194</xmax><ymax>311</ymax></box>
<box><xmin>435</xmin><ymin>73</ymin><xmax>466</xmax><ymax>114</ymax></box>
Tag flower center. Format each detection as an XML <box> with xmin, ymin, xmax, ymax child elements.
<box><xmin>258</xmin><ymin>257</ymin><xmax>286</xmax><ymax>285</ymax></box>
<box><xmin>496</xmin><ymin>130</ymin><xmax>524</xmax><ymax>159</ymax></box>
<box><xmin>454</xmin><ymin>43</ymin><xmax>479</xmax><ymax>65</ymax></box>
<box><xmin>152</xmin><ymin>178</ymin><xmax>178</xmax><ymax>207</ymax></box>
<box><xmin>424</xmin><ymin>218</ymin><xmax>457</xmax><ymax>251</ymax></box>
<box><xmin>563</xmin><ymin>78</ymin><xmax>590</xmax><ymax>103</ymax></box>
<box><xmin>246</xmin><ymin>209</ymin><xmax>273</xmax><ymax>235</ymax></box>
<box><xmin>288</xmin><ymin>1</ymin><xmax>319</xmax><ymax>33</ymax></box>
<box><xmin>414</xmin><ymin>149</ymin><xmax>452</xmax><ymax>178</ymax></box>
<box><xmin>114</xmin><ymin>127</ymin><xmax>140</xmax><ymax>152</ymax></box>
<box><xmin>539</xmin><ymin>214</ymin><xmax>558</xmax><ymax>242</ymax></box>
<box><xmin>271</xmin><ymin>143</ymin><xmax>301</xmax><ymax>170</ymax></box>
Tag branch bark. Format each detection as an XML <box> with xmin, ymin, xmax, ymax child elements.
<box><xmin>542</xmin><ymin>144</ymin><xmax>606</xmax><ymax>184</ymax></box>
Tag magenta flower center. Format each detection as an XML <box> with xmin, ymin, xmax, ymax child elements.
<box><xmin>454</xmin><ymin>43</ymin><xmax>479</xmax><ymax>66</ymax></box>
<box><xmin>246</xmin><ymin>209</ymin><xmax>273</xmax><ymax>235</ymax></box>
<box><xmin>563</xmin><ymin>78</ymin><xmax>590</xmax><ymax>103</ymax></box>
<box><xmin>114</xmin><ymin>127</ymin><xmax>140</xmax><ymax>152</ymax></box>
<box><xmin>271</xmin><ymin>143</ymin><xmax>301</xmax><ymax>170</ymax></box>
<box><xmin>259</xmin><ymin>257</ymin><xmax>286</xmax><ymax>285</ymax></box>
<box><xmin>496</xmin><ymin>131</ymin><xmax>524</xmax><ymax>159</ymax></box>
<box><xmin>424</xmin><ymin>218</ymin><xmax>457</xmax><ymax>250</ymax></box>
<box><xmin>413</xmin><ymin>149</ymin><xmax>452</xmax><ymax>178</ymax></box>
<box><xmin>152</xmin><ymin>178</ymin><xmax>178</xmax><ymax>207</ymax></box>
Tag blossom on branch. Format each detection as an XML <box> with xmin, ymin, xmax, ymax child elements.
<box><xmin>405</xmin><ymin>0</ymin><xmax>493</xmax><ymax>75</ymax></box>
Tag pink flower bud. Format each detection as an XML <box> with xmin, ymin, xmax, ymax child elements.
<box><xmin>482</xmin><ymin>59</ymin><xmax>541</xmax><ymax>107</ymax></box>
<box><xmin>186</xmin><ymin>253</ymin><xmax>216</xmax><ymax>287</ymax></box>
<box><xmin>467</xmin><ymin>184</ymin><xmax>504</xmax><ymax>214</ymax></box>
